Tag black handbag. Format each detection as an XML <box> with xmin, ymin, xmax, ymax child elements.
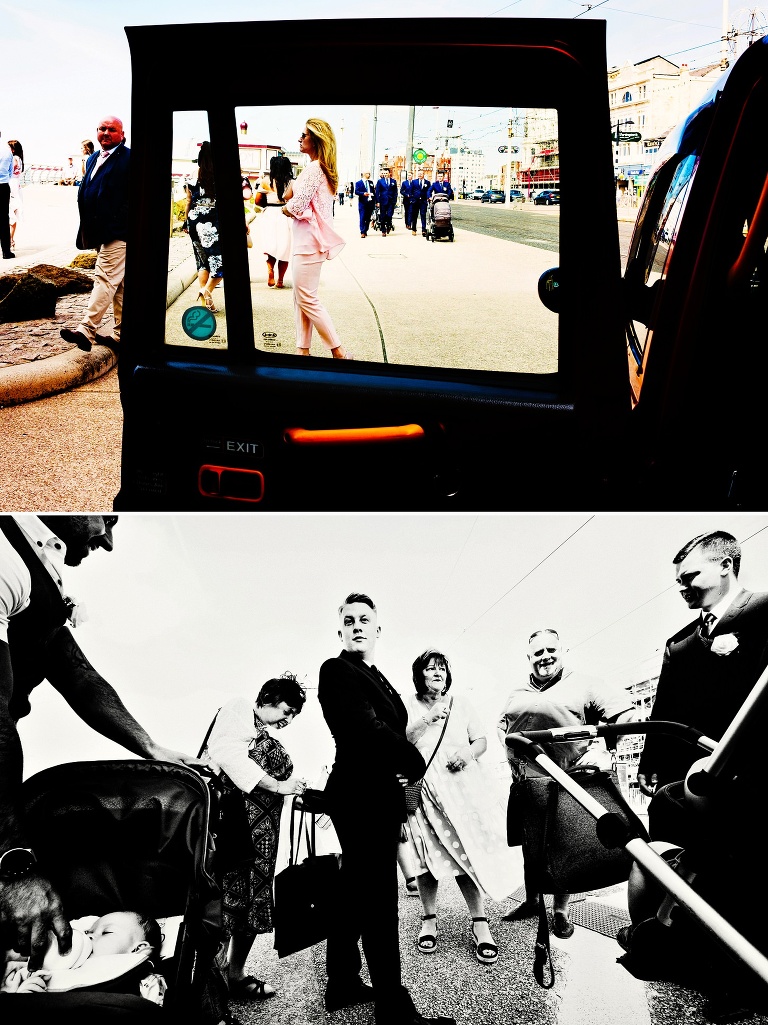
<box><xmin>273</xmin><ymin>796</ymin><xmax>341</xmax><ymax>959</ymax></box>
<box><xmin>198</xmin><ymin>711</ymin><xmax>255</xmax><ymax>875</ymax></box>
<box><xmin>511</xmin><ymin>766</ymin><xmax>649</xmax><ymax>988</ymax></box>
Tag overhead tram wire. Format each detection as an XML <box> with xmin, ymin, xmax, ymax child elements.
<box><xmin>452</xmin><ymin>515</ymin><xmax>595</xmax><ymax>644</ymax></box>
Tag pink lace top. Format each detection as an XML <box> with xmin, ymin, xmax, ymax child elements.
<box><xmin>285</xmin><ymin>160</ymin><xmax>344</xmax><ymax>258</ymax></box>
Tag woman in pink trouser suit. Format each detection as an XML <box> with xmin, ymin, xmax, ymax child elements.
<box><xmin>282</xmin><ymin>119</ymin><xmax>351</xmax><ymax>359</ymax></box>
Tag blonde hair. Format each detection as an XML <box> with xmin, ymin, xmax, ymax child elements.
<box><xmin>305</xmin><ymin>118</ymin><xmax>338</xmax><ymax>194</ymax></box>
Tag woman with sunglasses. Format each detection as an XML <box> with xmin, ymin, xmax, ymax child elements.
<box><xmin>282</xmin><ymin>119</ymin><xmax>351</xmax><ymax>359</ymax></box>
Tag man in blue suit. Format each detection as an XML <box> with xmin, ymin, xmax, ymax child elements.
<box><xmin>400</xmin><ymin>172</ymin><xmax>414</xmax><ymax>231</ymax></box>
<box><xmin>410</xmin><ymin>169</ymin><xmax>431</xmax><ymax>236</ymax></box>
<box><xmin>354</xmin><ymin>172</ymin><xmax>376</xmax><ymax>238</ymax></box>
<box><xmin>375</xmin><ymin>169</ymin><xmax>398</xmax><ymax>237</ymax></box>
<box><xmin>428</xmin><ymin>170</ymin><xmax>454</xmax><ymax>201</ymax></box>
<box><xmin>60</xmin><ymin>116</ymin><xmax>130</xmax><ymax>352</ymax></box>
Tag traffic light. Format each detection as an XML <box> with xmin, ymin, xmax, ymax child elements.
<box><xmin>447</xmin><ymin>119</ymin><xmax>453</xmax><ymax>128</ymax></box>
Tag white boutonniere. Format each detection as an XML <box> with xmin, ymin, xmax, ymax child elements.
<box><xmin>711</xmin><ymin>633</ymin><xmax>739</xmax><ymax>655</ymax></box>
<box><xmin>63</xmin><ymin>596</ymin><xmax>89</xmax><ymax>628</ymax></box>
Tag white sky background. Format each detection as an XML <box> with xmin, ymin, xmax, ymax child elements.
<box><xmin>17</xmin><ymin>513</ymin><xmax>768</xmax><ymax>784</ymax></box>
<box><xmin>1</xmin><ymin>1</ymin><xmax>749</xmax><ymax>165</ymax></box>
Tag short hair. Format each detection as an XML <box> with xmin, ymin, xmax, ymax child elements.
<box><xmin>673</xmin><ymin>531</ymin><xmax>741</xmax><ymax>577</ymax></box>
<box><xmin>338</xmin><ymin>592</ymin><xmax>376</xmax><ymax>616</ymax></box>
<box><xmin>528</xmin><ymin>628</ymin><xmax>560</xmax><ymax>644</ymax></box>
<box><xmin>134</xmin><ymin>913</ymin><xmax>162</xmax><ymax>953</ymax></box>
<box><xmin>256</xmin><ymin>672</ymin><xmax>307</xmax><ymax>714</ymax></box>
<box><xmin>411</xmin><ymin>649</ymin><xmax>453</xmax><ymax>696</ymax></box>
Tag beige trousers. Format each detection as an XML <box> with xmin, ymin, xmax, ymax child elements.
<box><xmin>292</xmin><ymin>251</ymin><xmax>341</xmax><ymax>351</ymax></box>
<box><xmin>78</xmin><ymin>239</ymin><xmax>126</xmax><ymax>343</ymax></box>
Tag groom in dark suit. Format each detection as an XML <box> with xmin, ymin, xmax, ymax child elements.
<box><xmin>638</xmin><ymin>530</ymin><xmax>768</xmax><ymax>798</ymax></box>
<box><xmin>318</xmin><ymin>593</ymin><xmax>454</xmax><ymax>1025</ymax></box>
<box><xmin>60</xmin><ymin>115</ymin><xmax>130</xmax><ymax>352</ymax></box>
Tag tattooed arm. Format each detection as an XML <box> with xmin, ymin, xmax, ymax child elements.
<box><xmin>43</xmin><ymin>626</ymin><xmax>205</xmax><ymax>768</ymax></box>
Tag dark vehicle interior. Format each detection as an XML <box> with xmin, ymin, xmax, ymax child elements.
<box><xmin>117</xmin><ymin>19</ymin><xmax>767</xmax><ymax>512</ymax></box>
<box><xmin>117</xmin><ymin>17</ymin><xmax>627</xmax><ymax>511</ymax></box>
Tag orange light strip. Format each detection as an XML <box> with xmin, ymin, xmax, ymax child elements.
<box><xmin>283</xmin><ymin>424</ymin><xmax>425</xmax><ymax>445</ymax></box>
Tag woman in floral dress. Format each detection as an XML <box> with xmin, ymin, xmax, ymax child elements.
<box><xmin>405</xmin><ymin>650</ymin><xmax>521</xmax><ymax>966</ymax></box>
<box><xmin>205</xmin><ymin>673</ymin><xmax>309</xmax><ymax>1001</ymax></box>
<box><xmin>184</xmin><ymin>141</ymin><xmax>223</xmax><ymax>312</ymax></box>
<box><xmin>282</xmin><ymin>119</ymin><xmax>350</xmax><ymax>358</ymax></box>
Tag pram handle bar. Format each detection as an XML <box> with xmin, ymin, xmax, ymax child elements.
<box><xmin>506</xmin><ymin>736</ymin><xmax>768</xmax><ymax>989</ymax></box>
<box><xmin>506</xmin><ymin>720</ymin><xmax>716</xmax><ymax>752</ymax></box>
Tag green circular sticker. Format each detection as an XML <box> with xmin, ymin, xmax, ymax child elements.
<box><xmin>182</xmin><ymin>306</ymin><xmax>217</xmax><ymax>340</ymax></box>
<box><xmin>413</xmin><ymin>148</ymin><xmax>427</xmax><ymax>164</ymax></box>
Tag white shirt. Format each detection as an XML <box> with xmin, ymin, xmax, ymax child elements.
<box><xmin>704</xmin><ymin>587</ymin><xmax>742</xmax><ymax>631</ymax></box>
<box><xmin>0</xmin><ymin>515</ymin><xmax>70</xmax><ymax>644</ymax></box>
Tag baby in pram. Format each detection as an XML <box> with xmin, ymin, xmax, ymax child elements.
<box><xmin>2</xmin><ymin>911</ymin><xmax>165</xmax><ymax>1004</ymax></box>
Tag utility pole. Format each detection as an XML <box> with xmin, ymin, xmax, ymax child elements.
<box><xmin>406</xmin><ymin>106</ymin><xmax>415</xmax><ymax>175</ymax></box>
<box><xmin>371</xmin><ymin>105</ymin><xmax>378</xmax><ymax>175</ymax></box>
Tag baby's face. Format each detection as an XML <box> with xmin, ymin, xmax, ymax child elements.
<box><xmin>85</xmin><ymin>913</ymin><xmax>148</xmax><ymax>957</ymax></box>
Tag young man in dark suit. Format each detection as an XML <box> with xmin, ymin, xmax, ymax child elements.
<box><xmin>60</xmin><ymin>115</ymin><xmax>130</xmax><ymax>352</ymax></box>
<box><xmin>638</xmin><ymin>530</ymin><xmax>768</xmax><ymax>800</ymax></box>
<box><xmin>318</xmin><ymin>593</ymin><xmax>454</xmax><ymax>1025</ymax></box>
<box><xmin>374</xmin><ymin>169</ymin><xmax>397</xmax><ymax>237</ymax></box>
<box><xmin>354</xmin><ymin>172</ymin><xmax>375</xmax><ymax>237</ymax></box>
<box><xmin>410</xmin><ymin>168</ymin><xmax>431</xmax><ymax>235</ymax></box>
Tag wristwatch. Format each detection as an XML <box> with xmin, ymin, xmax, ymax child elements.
<box><xmin>0</xmin><ymin>847</ymin><xmax>37</xmax><ymax>882</ymax></box>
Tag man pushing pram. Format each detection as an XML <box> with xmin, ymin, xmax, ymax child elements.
<box><xmin>426</xmin><ymin>171</ymin><xmax>454</xmax><ymax>242</ymax></box>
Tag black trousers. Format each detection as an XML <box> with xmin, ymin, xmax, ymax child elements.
<box><xmin>326</xmin><ymin>804</ymin><xmax>403</xmax><ymax>1001</ymax></box>
<box><xmin>0</xmin><ymin>183</ymin><xmax>11</xmax><ymax>254</ymax></box>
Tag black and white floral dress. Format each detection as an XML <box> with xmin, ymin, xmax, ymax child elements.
<box><xmin>186</xmin><ymin>183</ymin><xmax>223</xmax><ymax>276</ymax></box>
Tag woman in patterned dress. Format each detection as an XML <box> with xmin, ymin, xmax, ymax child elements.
<box><xmin>405</xmin><ymin>650</ymin><xmax>520</xmax><ymax>966</ymax></box>
<box><xmin>282</xmin><ymin>119</ymin><xmax>351</xmax><ymax>358</ymax></box>
<box><xmin>184</xmin><ymin>141</ymin><xmax>223</xmax><ymax>312</ymax></box>
<box><xmin>205</xmin><ymin>673</ymin><xmax>309</xmax><ymax>1001</ymax></box>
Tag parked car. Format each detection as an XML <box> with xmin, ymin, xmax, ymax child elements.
<box><xmin>481</xmin><ymin>189</ymin><xmax>505</xmax><ymax>203</ymax></box>
<box><xmin>533</xmin><ymin>189</ymin><xmax>560</xmax><ymax>205</ymax></box>
<box><xmin>509</xmin><ymin>189</ymin><xmax>525</xmax><ymax>201</ymax></box>
<box><xmin>471</xmin><ymin>187</ymin><xmax>486</xmax><ymax>200</ymax></box>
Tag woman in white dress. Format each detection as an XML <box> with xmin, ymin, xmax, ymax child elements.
<box><xmin>282</xmin><ymin>119</ymin><xmax>350</xmax><ymax>358</ymax></box>
<box><xmin>254</xmin><ymin>155</ymin><xmax>293</xmax><ymax>289</ymax></box>
<box><xmin>405</xmin><ymin>649</ymin><xmax>520</xmax><ymax>965</ymax></box>
<box><xmin>8</xmin><ymin>141</ymin><xmax>23</xmax><ymax>251</ymax></box>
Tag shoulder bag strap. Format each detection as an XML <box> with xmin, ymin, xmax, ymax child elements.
<box><xmin>197</xmin><ymin>708</ymin><xmax>222</xmax><ymax>759</ymax></box>
<box><xmin>533</xmin><ymin>780</ymin><xmax>557</xmax><ymax>989</ymax></box>
<box><xmin>421</xmin><ymin>695</ymin><xmax>454</xmax><ymax>775</ymax></box>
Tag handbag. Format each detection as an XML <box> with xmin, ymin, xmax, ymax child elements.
<box><xmin>197</xmin><ymin>711</ymin><xmax>255</xmax><ymax>875</ymax></box>
<box><xmin>273</xmin><ymin>796</ymin><xmax>341</xmax><ymax>958</ymax></box>
<box><xmin>403</xmin><ymin>696</ymin><xmax>454</xmax><ymax>814</ymax></box>
<box><xmin>512</xmin><ymin>765</ymin><xmax>649</xmax><ymax>988</ymax></box>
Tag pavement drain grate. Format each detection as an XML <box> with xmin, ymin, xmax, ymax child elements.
<box><xmin>507</xmin><ymin>886</ymin><xmax>630</xmax><ymax>940</ymax></box>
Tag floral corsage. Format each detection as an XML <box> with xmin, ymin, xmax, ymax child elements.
<box><xmin>710</xmin><ymin>633</ymin><xmax>739</xmax><ymax>656</ymax></box>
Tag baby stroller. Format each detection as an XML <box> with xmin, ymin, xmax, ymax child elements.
<box><xmin>6</xmin><ymin>760</ymin><xmax>225</xmax><ymax>1024</ymax></box>
<box><xmin>505</xmin><ymin>663</ymin><xmax>768</xmax><ymax>1015</ymax></box>
<box><xmin>426</xmin><ymin>193</ymin><xmax>454</xmax><ymax>242</ymax></box>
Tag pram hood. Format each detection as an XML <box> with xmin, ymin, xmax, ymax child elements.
<box><xmin>23</xmin><ymin>760</ymin><xmax>219</xmax><ymax>924</ymax></box>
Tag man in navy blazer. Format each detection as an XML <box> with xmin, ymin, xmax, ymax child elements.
<box><xmin>400</xmin><ymin>172</ymin><xmax>414</xmax><ymax>231</ymax></box>
<box><xmin>638</xmin><ymin>530</ymin><xmax>768</xmax><ymax>798</ymax></box>
<box><xmin>428</xmin><ymin>170</ymin><xmax>454</xmax><ymax>201</ymax></box>
<box><xmin>318</xmin><ymin>594</ymin><xmax>454</xmax><ymax>1025</ymax></box>
<box><xmin>60</xmin><ymin>116</ymin><xmax>130</xmax><ymax>352</ymax></box>
<box><xmin>375</xmin><ymin>169</ymin><xmax>397</xmax><ymax>237</ymax></box>
<box><xmin>410</xmin><ymin>168</ymin><xmax>431</xmax><ymax>235</ymax></box>
<box><xmin>354</xmin><ymin>172</ymin><xmax>376</xmax><ymax>237</ymax></box>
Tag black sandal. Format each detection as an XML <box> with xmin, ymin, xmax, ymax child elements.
<box><xmin>229</xmin><ymin>975</ymin><xmax>275</xmax><ymax>1000</ymax></box>
<box><xmin>405</xmin><ymin>876</ymin><xmax>419</xmax><ymax>896</ymax></box>
<box><xmin>471</xmin><ymin>917</ymin><xmax>498</xmax><ymax>965</ymax></box>
<box><xmin>417</xmin><ymin>913</ymin><xmax>437</xmax><ymax>953</ymax></box>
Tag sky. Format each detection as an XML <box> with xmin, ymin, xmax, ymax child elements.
<box><xmin>17</xmin><ymin>512</ymin><xmax>768</xmax><ymax>786</ymax></box>
<box><xmin>1</xmin><ymin>1</ymin><xmax>758</xmax><ymax>165</ymax></box>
